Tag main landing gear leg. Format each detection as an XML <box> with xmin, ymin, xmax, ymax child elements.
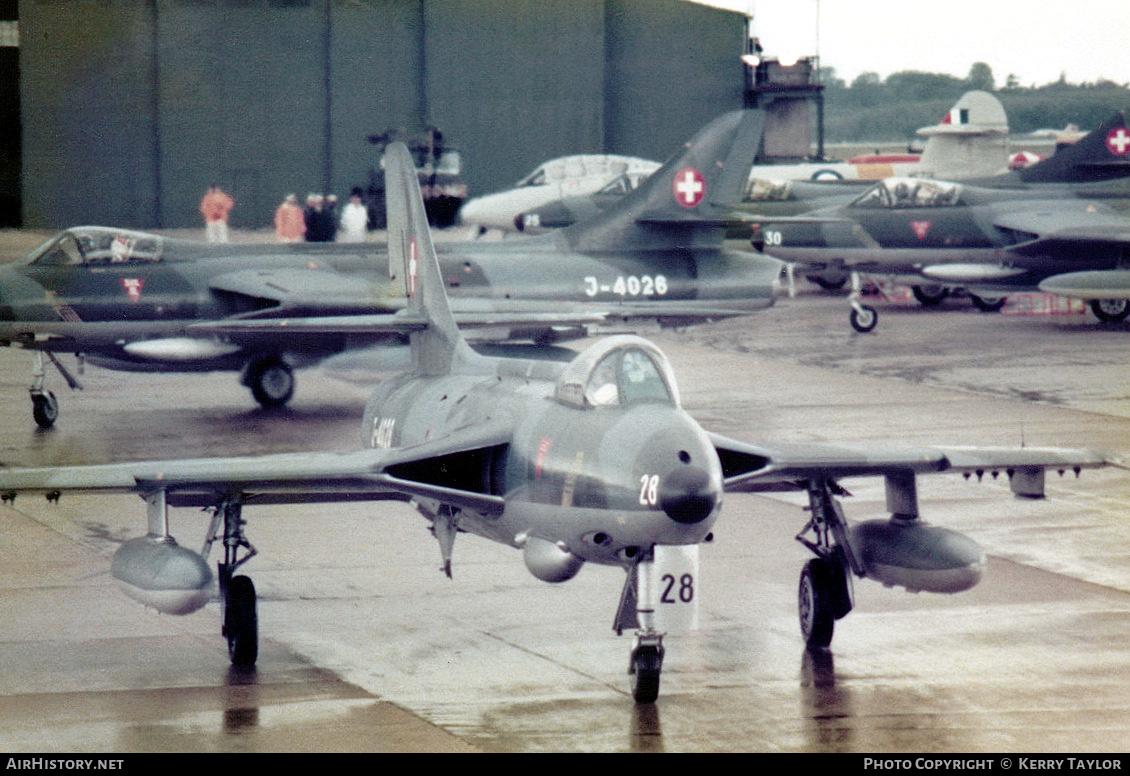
<box><xmin>614</xmin><ymin>549</ymin><xmax>665</xmax><ymax>704</ymax></box>
<box><xmin>848</xmin><ymin>272</ymin><xmax>878</xmax><ymax>333</ymax></box>
<box><xmin>207</xmin><ymin>501</ymin><xmax>259</xmax><ymax>667</ymax></box>
<box><xmin>796</xmin><ymin>478</ymin><xmax>860</xmax><ymax>649</ymax></box>
<box><xmin>29</xmin><ymin>351</ymin><xmax>84</xmax><ymax>429</ymax></box>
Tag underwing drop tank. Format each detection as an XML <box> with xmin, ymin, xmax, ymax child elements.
<box><xmin>111</xmin><ymin>536</ymin><xmax>213</xmax><ymax>615</ymax></box>
<box><xmin>850</xmin><ymin>518</ymin><xmax>985</xmax><ymax>594</ymax></box>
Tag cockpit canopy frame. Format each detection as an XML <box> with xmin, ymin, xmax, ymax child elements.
<box><xmin>851</xmin><ymin>177</ymin><xmax>963</xmax><ymax>210</ymax></box>
<box><xmin>553</xmin><ymin>335</ymin><xmax>680</xmax><ymax>411</ymax></box>
<box><xmin>25</xmin><ymin>227</ymin><xmax>167</xmax><ymax>267</ymax></box>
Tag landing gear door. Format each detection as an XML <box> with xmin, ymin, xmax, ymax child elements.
<box><xmin>652</xmin><ymin>545</ymin><xmax>700</xmax><ymax>632</ymax></box>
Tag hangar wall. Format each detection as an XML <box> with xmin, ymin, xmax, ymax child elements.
<box><xmin>18</xmin><ymin>0</ymin><xmax>744</xmax><ymax>230</ymax></box>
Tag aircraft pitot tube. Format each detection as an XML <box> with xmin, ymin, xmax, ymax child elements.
<box><xmin>111</xmin><ymin>536</ymin><xmax>213</xmax><ymax>615</ymax></box>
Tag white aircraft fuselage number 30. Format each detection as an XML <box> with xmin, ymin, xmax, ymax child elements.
<box><xmin>584</xmin><ymin>275</ymin><xmax>669</xmax><ymax>298</ymax></box>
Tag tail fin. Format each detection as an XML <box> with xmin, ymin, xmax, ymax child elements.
<box><xmin>917</xmin><ymin>90</ymin><xmax>1009</xmax><ymax>137</ymax></box>
<box><xmin>916</xmin><ymin>91</ymin><xmax>1010</xmax><ymax>179</ymax></box>
<box><xmin>565</xmin><ymin>110</ymin><xmax>765</xmax><ymax>253</ymax></box>
<box><xmin>384</xmin><ymin>142</ymin><xmax>479</xmax><ymax>375</ymax></box>
<box><xmin>1018</xmin><ymin>110</ymin><xmax>1130</xmax><ymax>183</ymax></box>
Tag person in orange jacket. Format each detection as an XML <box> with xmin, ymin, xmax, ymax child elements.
<box><xmin>274</xmin><ymin>194</ymin><xmax>306</xmax><ymax>242</ymax></box>
<box><xmin>199</xmin><ymin>183</ymin><xmax>234</xmax><ymax>243</ymax></box>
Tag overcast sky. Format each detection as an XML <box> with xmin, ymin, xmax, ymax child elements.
<box><xmin>692</xmin><ymin>0</ymin><xmax>1130</xmax><ymax>88</ymax></box>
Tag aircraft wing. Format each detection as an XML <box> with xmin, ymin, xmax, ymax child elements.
<box><xmin>0</xmin><ymin>422</ymin><xmax>513</xmax><ymax>513</ymax></box>
<box><xmin>189</xmin><ymin>306</ymin><xmax>608</xmax><ymax>336</ymax></box>
<box><xmin>988</xmin><ymin>210</ymin><xmax>1130</xmax><ymax>299</ymax></box>
<box><xmin>188</xmin><ymin>297</ymin><xmax>769</xmax><ymax>337</ymax></box>
<box><xmin>994</xmin><ymin>210</ymin><xmax>1130</xmax><ymax>253</ymax></box>
<box><xmin>709</xmin><ymin>432</ymin><xmax>1108</xmax><ymax>497</ymax></box>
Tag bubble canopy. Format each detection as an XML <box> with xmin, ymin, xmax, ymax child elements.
<box><xmin>553</xmin><ymin>335</ymin><xmax>680</xmax><ymax>411</ymax></box>
<box><xmin>24</xmin><ymin>227</ymin><xmax>166</xmax><ymax>267</ymax></box>
<box><xmin>851</xmin><ymin>177</ymin><xmax>963</xmax><ymax>209</ymax></box>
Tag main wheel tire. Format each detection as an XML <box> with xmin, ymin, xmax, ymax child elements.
<box><xmin>225</xmin><ymin>575</ymin><xmax>259</xmax><ymax>667</ymax></box>
<box><xmin>850</xmin><ymin>305</ymin><xmax>878</xmax><ymax>333</ymax></box>
<box><xmin>799</xmin><ymin>559</ymin><xmax>835</xmax><ymax>649</ymax></box>
<box><xmin>1090</xmin><ymin>299</ymin><xmax>1130</xmax><ymax>322</ymax></box>
<box><xmin>912</xmin><ymin>285</ymin><xmax>949</xmax><ymax>306</ymax></box>
<box><xmin>970</xmin><ymin>294</ymin><xmax>1007</xmax><ymax>313</ymax></box>
<box><xmin>32</xmin><ymin>391</ymin><xmax>58</xmax><ymax>429</ymax></box>
<box><xmin>248</xmin><ymin>359</ymin><xmax>295</xmax><ymax>408</ymax></box>
<box><xmin>630</xmin><ymin>645</ymin><xmax>663</xmax><ymax>704</ymax></box>
<box><xmin>809</xmin><ymin>272</ymin><xmax>849</xmax><ymax>291</ymax></box>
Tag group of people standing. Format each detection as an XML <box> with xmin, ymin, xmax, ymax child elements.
<box><xmin>198</xmin><ymin>183</ymin><xmax>369</xmax><ymax>244</ymax></box>
<box><xmin>274</xmin><ymin>188</ymin><xmax>369</xmax><ymax>243</ymax></box>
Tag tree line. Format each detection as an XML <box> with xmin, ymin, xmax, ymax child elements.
<box><xmin>820</xmin><ymin>62</ymin><xmax>1130</xmax><ymax>142</ymax></box>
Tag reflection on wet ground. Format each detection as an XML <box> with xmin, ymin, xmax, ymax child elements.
<box><xmin>0</xmin><ymin>272</ymin><xmax>1129</xmax><ymax>751</ymax></box>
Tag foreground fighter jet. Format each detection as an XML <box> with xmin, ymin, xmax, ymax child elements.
<box><xmin>0</xmin><ymin>141</ymin><xmax>1110</xmax><ymax>704</ymax></box>
<box><xmin>0</xmin><ymin>111</ymin><xmax>780</xmax><ymax>428</ymax></box>
<box><xmin>752</xmin><ymin>110</ymin><xmax>1130</xmax><ymax>331</ymax></box>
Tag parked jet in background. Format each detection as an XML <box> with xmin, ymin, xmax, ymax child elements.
<box><xmin>0</xmin><ymin>111</ymin><xmax>780</xmax><ymax>428</ymax></box>
<box><xmin>750</xmin><ymin>90</ymin><xmax>1012</xmax><ymax>183</ymax></box>
<box><xmin>0</xmin><ymin>141</ymin><xmax>1108</xmax><ymax>704</ymax></box>
<box><xmin>513</xmin><ymin>91</ymin><xmax>1016</xmax><ymax>234</ymax></box>
<box><xmin>458</xmin><ymin>154</ymin><xmax>660</xmax><ymax>233</ymax></box>
<box><xmin>750</xmin><ymin>111</ymin><xmax>1130</xmax><ymax>331</ymax></box>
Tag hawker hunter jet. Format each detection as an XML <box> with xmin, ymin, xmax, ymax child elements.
<box><xmin>0</xmin><ymin>141</ymin><xmax>1109</xmax><ymax>704</ymax></box>
<box><xmin>0</xmin><ymin>111</ymin><xmax>781</xmax><ymax>428</ymax></box>
<box><xmin>751</xmin><ymin>110</ymin><xmax>1130</xmax><ymax>331</ymax></box>
<box><xmin>513</xmin><ymin>91</ymin><xmax>1016</xmax><ymax>235</ymax></box>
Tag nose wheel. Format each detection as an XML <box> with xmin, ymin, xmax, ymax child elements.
<box><xmin>28</xmin><ymin>351</ymin><xmax>83</xmax><ymax>429</ymax></box>
<box><xmin>848</xmin><ymin>272</ymin><xmax>878</xmax><ymax>333</ymax></box>
<box><xmin>615</xmin><ymin>549</ymin><xmax>667</xmax><ymax>703</ymax></box>
<box><xmin>31</xmin><ymin>390</ymin><xmax>59</xmax><ymax>429</ymax></box>
<box><xmin>629</xmin><ymin>640</ymin><xmax>665</xmax><ymax>704</ymax></box>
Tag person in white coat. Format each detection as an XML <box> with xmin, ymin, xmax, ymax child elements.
<box><xmin>338</xmin><ymin>188</ymin><xmax>369</xmax><ymax>242</ymax></box>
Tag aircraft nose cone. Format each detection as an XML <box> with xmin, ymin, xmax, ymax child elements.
<box><xmin>659</xmin><ymin>465</ymin><xmax>718</xmax><ymax>525</ymax></box>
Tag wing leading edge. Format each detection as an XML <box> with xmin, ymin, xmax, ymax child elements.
<box><xmin>710</xmin><ymin>432</ymin><xmax>1107</xmax><ymax>497</ymax></box>
<box><xmin>0</xmin><ymin>421</ymin><xmax>512</xmax><ymax>512</ymax></box>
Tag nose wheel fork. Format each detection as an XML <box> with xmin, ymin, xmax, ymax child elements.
<box><xmin>29</xmin><ymin>351</ymin><xmax>83</xmax><ymax>429</ymax></box>
<box><xmin>848</xmin><ymin>272</ymin><xmax>878</xmax><ymax>333</ymax></box>
<box><xmin>615</xmin><ymin>548</ymin><xmax>666</xmax><ymax>704</ymax></box>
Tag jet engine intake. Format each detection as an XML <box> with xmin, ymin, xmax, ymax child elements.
<box><xmin>523</xmin><ymin>536</ymin><xmax>584</xmax><ymax>583</ymax></box>
<box><xmin>111</xmin><ymin>536</ymin><xmax>213</xmax><ymax>615</ymax></box>
<box><xmin>850</xmin><ymin>517</ymin><xmax>985</xmax><ymax>594</ymax></box>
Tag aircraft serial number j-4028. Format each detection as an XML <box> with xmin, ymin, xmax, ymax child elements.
<box><xmin>0</xmin><ymin>139</ymin><xmax>1112</xmax><ymax>704</ymax></box>
<box><xmin>0</xmin><ymin>111</ymin><xmax>781</xmax><ymax>429</ymax></box>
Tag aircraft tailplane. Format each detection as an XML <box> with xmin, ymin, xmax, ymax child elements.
<box><xmin>384</xmin><ymin>142</ymin><xmax>482</xmax><ymax>376</ymax></box>
<box><xmin>564</xmin><ymin>110</ymin><xmax>766</xmax><ymax>253</ymax></box>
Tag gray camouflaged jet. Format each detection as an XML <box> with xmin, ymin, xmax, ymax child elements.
<box><xmin>750</xmin><ymin>110</ymin><xmax>1130</xmax><ymax>332</ymax></box>
<box><xmin>0</xmin><ymin>111</ymin><xmax>781</xmax><ymax>428</ymax></box>
<box><xmin>0</xmin><ymin>141</ymin><xmax>1110</xmax><ymax>704</ymax></box>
